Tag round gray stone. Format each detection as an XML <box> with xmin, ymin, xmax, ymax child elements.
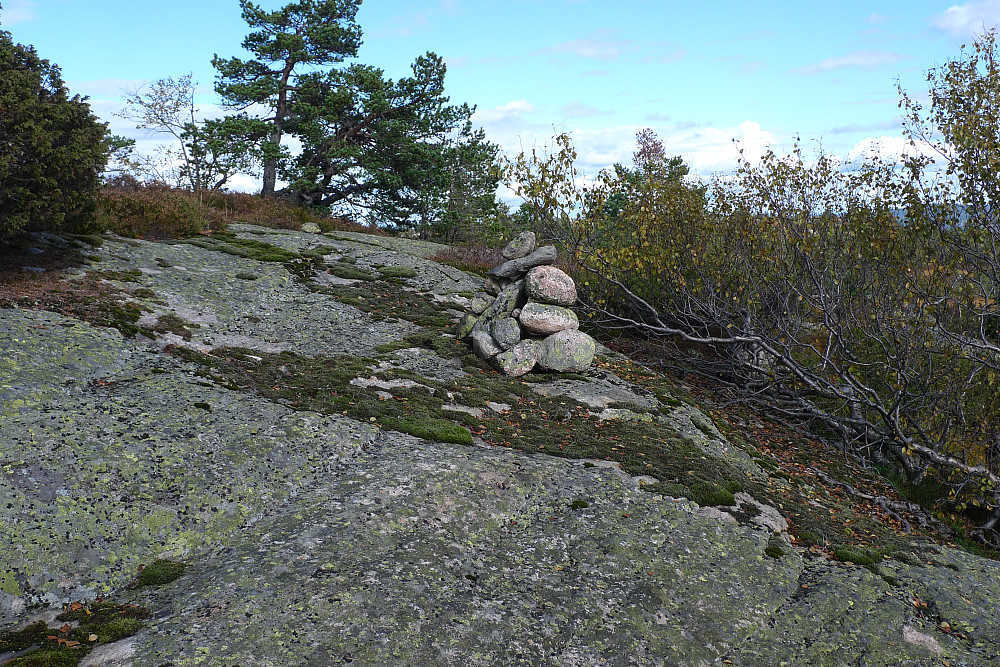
<box><xmin>537</xmin><ymin>329</ymin><xmax>596</xmax><ymax>372</ymax></box>
<box><xmin>492</xmin><ymin>317</ymin><xmax>522</xmax><ymax>351</ymax></box>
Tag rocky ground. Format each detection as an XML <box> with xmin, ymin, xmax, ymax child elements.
<box><xmin>0</xmin><ymin>225</ymin><xmax>998</xmax><ymax>666</ymax></box>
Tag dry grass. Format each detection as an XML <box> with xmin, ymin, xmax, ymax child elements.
<box><xmin>95</xmin><ymin>182</ymin><xmax>384</xmax><ymax>239</ymax></box>
<box><xmin>429</xmin><ymin>241</ymin><xmax>505</xmax><ymax>276</ymax></box>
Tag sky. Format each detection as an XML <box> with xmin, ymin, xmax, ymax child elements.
<box><xmin>3</xmin><ymin>0</ymin><xmax>1000</xmax><ymax>195</ymax></box>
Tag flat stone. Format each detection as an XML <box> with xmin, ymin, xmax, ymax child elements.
<box><xmin>442</xmin><ymin>404</ymin><xmax>485</xmax><ymax>418</ymax></box>
<box><xmin>493</xmin><ymin>339</ymin><xmax>540</xmax><ymax>377</ymax></box>
<box><xmin>501</xmin><ymin>231</ymin><xmax>537</xmax><ymax>260</ymax></box>
<box><xmin>471</xmin><ymin>330</ymin><xmax>503</xmax><ymax>359</ymax></box>
<box><xmin>491</xmin><ymin>317</ymin><xmax>521</xmax><ymax>350</ymax></box>
<box><xmin>525</xmin><ymin>265</ymin><xmax>577</xmax><ymax>306</ymax></box>
<box><xmin>518</xmin><ymin>302</ymin><xmax>579</xmax><ymax>335</ymax></box>
<box><xmin>486</xmin><ymin>402</ymin><xmax>511</xmax><ymax>413</ymax></box>
<box><xmin>537</xmin><ymin>329</ymin><xmax>596</xmax><ymax>372</ymax></box>
<box><xmin>487</xmin><ymin>246</ymin><xmax>557</xmax><ymax>279</ymax></box>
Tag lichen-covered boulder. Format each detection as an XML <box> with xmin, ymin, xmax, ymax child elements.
<box><xmin>525</xmin><ymin>265</ymin><xmax>577</xmax><ymax>307</ymax></box>
<box><xmin>487</xmin><ymin>246</ymin><xmax>557</xmax><ymax>279</ymax></box>
<box><xmin>484</xmin><ymin>276</ymin><xmax>504</xmax><ymax>297</ymax></box>
<box><xmin>468</xmin><ymin>294</ymin><xmax>492</xmax><ymax>315</ymax></box>
<box><xmin>501</xmin><ymin>231</ymin><xmax>537</xmax><ymax>260</ymax></box>
<box><xmin>519</xmin><ymin>302</ymin><xmax>579</xmax><ymax>335</ymax></box>
<box><xmin>493</xmin><ymin>339</ymin><xmax>540</xmax><ymax>377</ymax></box>
<box><xmin>492</xmin><ymin>317</ymin><xmax>521</xmax><ymax>351</ymax></box>
<box><xmin>471</xmin><ymin>330</ymin><xmax>503</xmax><ymax>359</ymax></box>
<box><xmin>457</xmin><ymin>313</ymin><xmax>480</xmax><ymax>340</ymax></box>
<box><xmin>472</xmin><ymin>280</ymin><xmax>526</xmax><ymax>336</ymax></box>
<box><xmin>300</xmin><ymin>222</ymin><xmax>321</xmax><ymax>233</ymax></box>
<box><xmin>537</xmin><ymin>329</ymin><xmax>596</xmax><ymax>372</ymax></box>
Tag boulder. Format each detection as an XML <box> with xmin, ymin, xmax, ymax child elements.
<box><xmin>492</xmin><ymin>317</ymin><xmax>521</xmax><ymax>350</ymax></box>
<box><xmin>457</xmin><ymin>313</ymin><xmax>480</xmax><ymax>340</ymax></box>
<box><xmin>525</xmin><ymin>265</ymin><xmax>577</xmax><ymax>306</ymax></box>
<box><xmin>471</xmin><ymin>331</ymin><xmax>503</xmax><ymax>360</ymax></box>
<box><xmin>518</xmin><ymin>302</ymin><xmax>579</xmax><ymax>335</ymax></box>
<box><xmin>300</xmin><ymin>222</ymin><xmax>321</xmax><ymax>233</ymax></box>
<box><xmin>468</xmin><ymin>294</ymin><xmax>492</xmax><ymax>316</ymax></box>
<box><xmin>493</xmin><ymin>339</ymin><xmax>540</xmax><ymax>377</ymax></box>
<box><xmin>487</xmin><ymin>246</ymin><xmax>557</xmax><ymax>279</ymax></box>
<box><xmin>501</xmin><ymin>231</ymin><xmax>537</xmax><ymax>260</ymax></box>
<box><xmin>483</xmin><ymin>277</ymin><xmax>504</xmax><ymax>297</ymax></box>
<box><xmin>472</xmin><ymin>280</ymin><xmax>526</xmax><ymax>335</ymax></box>
<box><xmin>537</xmin><ymin>329</ymin><xmax>596</xmax><ymax>372</ymax></box>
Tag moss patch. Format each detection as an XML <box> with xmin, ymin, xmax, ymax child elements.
<box><xmin>0</xmin><ymin>602</ymin><xmax>151</xmax><ymax>667</ymax></box>
<box><xmin>133</xmin><ymin>559</ymin><xmax>189</xmax><ymax>587</ymax></box>
<box><xmin>378</xmin><ymin>265</ymin><xmax>418</xmax><ymax>279</ymax></box>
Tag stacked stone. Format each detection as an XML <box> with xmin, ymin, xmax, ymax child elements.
<box><xmin>457</xmin><ymin>232</ymin><xmax>597</xmax><ymax>377</ymax></box>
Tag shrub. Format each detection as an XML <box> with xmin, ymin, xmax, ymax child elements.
<box><xmin>0</xmin><ymin>30</ymin><xmax>108</xmax><ymax>239</ymax></box>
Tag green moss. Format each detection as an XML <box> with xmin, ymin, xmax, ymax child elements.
<box><xmin>67</xmin><ymin>233</ymin><xmax>104</xmax><ymax>248</ymax></box>
<box><xmin>132</xmin><ymin>288</ymin><xmax>157</xmax><ymax>299</ymax></box>
<box><xmin>389</xmin><ymin>418</ymin><xmax>473</xmax><ymax>445</ymax></box>
<box><xmin>154</xmin><ymin>257</ymin><xmax>172</xmax><ymax>268</ymax></box>
<box><xmin>690</xmin><ymin>483</ymin><xmax>736</xmax><ymax>507</ymax></box>
<box><xmin>235</xmin><ymin>272</ymin><xmax>259</xmax><ymax>281</ymax></box>
<box><xmin>797</xmin><ymin>531</ymin><xmax>823</xmax><ymax>547</ymax></box>
<box><xmin>134</xmin><ymin>559</ymin><xmax>189</xmax><ymax>587</ymax></box>
<box><xmin>1</xmin><ymin>602</ymin><xmax>151</xmax><ymax>667</ymax></box>
<box><xmin>764</xmin><ymin>546</ymin><xmax>784</xmax><ymax>559</ymax></box>
<box><xmin>193</xmin><ymin>402</ymin><xmax>212</xmax><ymax>411</ymax></box>
<box><xmin>832</xmin><ymin>545</ymin><xmax>882</xmax><ymax>573</ymax></box>
<box><xmin>570</xmin><ymin>500</ymin><xmax>590</xmax><ymax>510</ymax></box>
<box><xmin>379</xmin><ymin>265</ymin><xmax>418</xmax><ymax>279</ymax></box>
<box><xmin>326</xmin><ymin>264</ymin><xmax>375</xmax><ymax>281</ymax></box>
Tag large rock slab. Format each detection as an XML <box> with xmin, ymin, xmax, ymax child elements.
<box><xmin>525</xmin><ymin>265</ymin><xmax>577</xmax><ymax>306</ymax></box>
<box><xmin>537</xmin><ymin>329</ymin><xmax>596</xmax><ymax>372</ymax></box>
<box><xmin>519</xmin><ymin>302</ymin><xmax>580</xmax><ymax>335</ymax></box>
<box><xmin>487</xmin><ymin>245</ymin><xmax>557</xmax><ymax>279</ymax></box>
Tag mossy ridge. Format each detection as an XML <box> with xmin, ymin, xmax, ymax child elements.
<box><xmin>315</xmin><ymin>280</ymin><xmax>456</xmax><ymax>328</ymax></box>
<box><xmin>171</xmin><ymin>343</ymin><xmax>759</xmax><ymax>521</ymax></box>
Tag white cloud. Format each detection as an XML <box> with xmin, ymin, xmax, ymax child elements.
<box><xmin>846</xmin><ymin>135</ymin><xmax>937</xmax><ymax>162</ymax></box>
<box><xmin>793</xmin><ymin>50</ymin><xmax>905</xmax><ymax>74</ymax></box>
<box><xmin>1</xmin><ymin>0</ymin><xmax>38</xmax><ymax>26</ymax></box>
<box><xmin>561</xmin><ymin>101</ymin><xmax>610</xmax><ymax>119</ymax></box>
<box><xmin>932</xmin><ymin>0</ymin><xmax>1000</xmax><ymax>37</ymax></box>
<box><xmin>538</xmin><ymin>31</ymin><xmax>636</xmax><ymax>61</ymax></box>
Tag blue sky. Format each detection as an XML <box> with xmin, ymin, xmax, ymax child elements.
<box><xmin>3</xmin><ymin>0</ymin><xmax>999</xmax><ymax>192</ymax></box>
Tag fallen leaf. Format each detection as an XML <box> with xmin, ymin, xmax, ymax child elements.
<box><xmin>89</xmin><ymin>634</ymin><xmax>98</xmax><ymax>642</ymax></box>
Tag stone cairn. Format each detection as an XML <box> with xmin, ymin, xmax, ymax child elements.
<box><xmin>457</xmin><ymin>232</ymin><xmax>597</xmax><ymax>377</ymax></box>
